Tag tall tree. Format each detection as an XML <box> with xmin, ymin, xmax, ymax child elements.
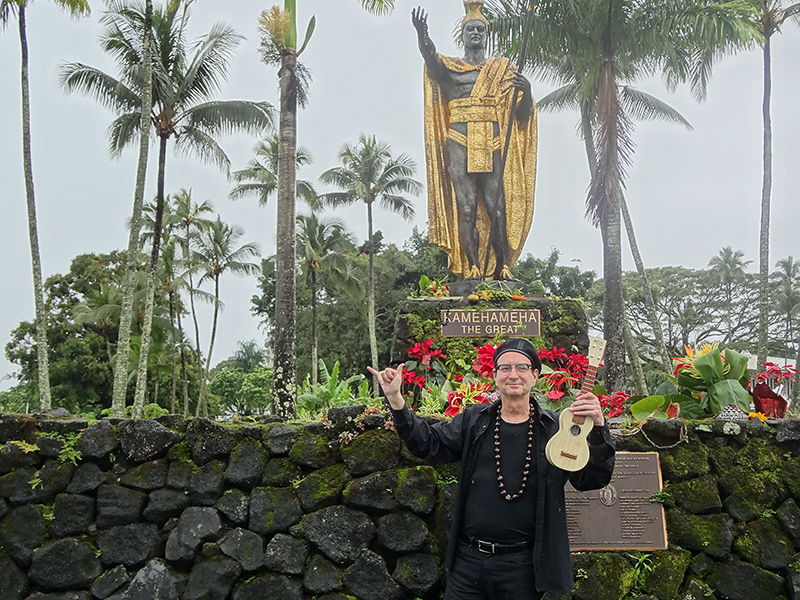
<box><xmin>257</xmin><ymin>0</ymin><xmax>395</xmax><ymax>420</ymax></box>
<box><xmin>61</xmin><ymin>0</ymin><xmax>273</xmax><ymax>417</ymax></box>
<box><xmin>1</xmin><ymin>0</ymin><xmax>91</xmax><ymax>410</ymax></box>
<box><xmin>486</xmin><ymin>0</ymin><xmax>759</xmax><ymax>390</ymax></box>
<box><xmin>191</xmin><ymin>217</ymin><xmax>260</xmax><ymax>416</ymax></box>
<box><xmin>708</xmin><ymin>246</ymin><xmax>753</xmax><ymax>342</ymax></box>
<box><xmin>774</xmin><ymin>255</ymin><xmax>800</xmax><ymax>402</ymax></box>
<box><xmin>296</xmin><ymin>213</ymin><xmax>360</xmax><ymax>385</ymax></box>
<box><xmin>319</xmin><ymin>135</ymin><xmax>420</xmax><ymax>391</ymax></box>
<box><xmin>753</xmin><ymin>0</ymin><xmax>800</xmax><ymax>368</ymax></box>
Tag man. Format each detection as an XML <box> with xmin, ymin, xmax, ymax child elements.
<box><xmin>414</xmin><ymin>2</ymin><xmax>538</xmax><ymax>280</ymax></box>
<box><xmin>369</xmin><ymin>338</ymin><xmax>615</xmax><ymax>599</ymax></box>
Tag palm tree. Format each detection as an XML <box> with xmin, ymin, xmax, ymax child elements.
<box><xmin>774</xmin><ymin>256</ymin><xmax>800</xmax><ymax>402</ymax></box>
<box><xmin>230</xmin><ymin>340</ymin><xmax>267</xmax><ymax>371</ymax></box>
<box><xmin>297</xmin><ymin>213</ymin><xmax>360</xmax><ymax>386</ymax></box>
<box><xmin>708</xmin><ymin>246</ymin><xmax>753</xmax><ymax>341</ymax></box>
<box><xmin>230</xmin><ymin>134</ymin><xmax>317</xmax><ymax>207</ymax></box>
<box><xmin>753</xmin><ymin>0</ymin><xmax>800</xmax><ymax>368</ymax></box>
<box><xmin>1</xmin><ymin>0</ymin><xmax>91</xmax><ymax>411</ymax></box>
<box><xmin>319</xmin><ymin>135</ymin><xmax>421</xmax><ymax>390</ymax></box>
<box><xmin>257</xmin><ymin>0</ymin><xmax>395</xmax><ymax>419</ymax></box>
<box><xmin>485</xmin><ymin>0</ymin><xmax>759</xmax><ymax>390</ymax></box>
<box><xmin>191</xmin><ymin>217</ymin><xmax>260</xmax><ymax>417</ymax></box>
<box><xmin>60</xmin><ymin>0</ymin><xmax>273</xmax><ymax>416</ymax></box>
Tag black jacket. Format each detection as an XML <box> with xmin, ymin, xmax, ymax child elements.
<box><xmin>391</xmin><ymin>398</ymin><xmax>616</xmax><ymax>595</ymax></box>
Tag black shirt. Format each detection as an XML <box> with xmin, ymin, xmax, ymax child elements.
<box><xmin>462</xmin><ymin>417</ymin><xmax>537</xmax><ymax>543</ymax></box>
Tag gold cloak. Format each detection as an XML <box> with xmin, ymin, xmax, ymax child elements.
<box><xmin>423</xmin><ymin>55</ymin><xmax>538</xmax><ymax>278</ymax></box>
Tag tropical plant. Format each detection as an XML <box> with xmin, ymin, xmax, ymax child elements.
<box><xmin>60</xmin><ymin>0</ymin><xmax>273</xmax><ymax>416</ymax></box>
<box><xmin>296</xmin><ymin>359</ymin><xmax>370</xmax><ymax>419</ymax></box>
<box><xmin>296</xmin><ymin>213</ymin><xmax>360</xmax><ymax>385</ymax></box>
<box><xmin>258</xmin><ymin>0</ymin><xmax>395</xmax><ymax>420</ymax></box>
<box><xmin>190</xmin><ymin>217</ymin><xmax>260</xmax><ymax>416</ymax></box>
<box><xmin>753</xmin><ymin>0</ymin><xmax>800</xmax><ymax>369</ymax></box>
<box><xmin>1</xmin><ymin>0</ymin><xmax>91</xmax><ymax>410</ymax></box>
<box><xmin>485</xmin><ymin>0</ymin><xmax>760</xmax><ymax>390</ymax></box>
<box><xmin>672</xmin><ymin>343</ymin><xmax>752</xmax><ymax>415</ymax></box>
<box><xmin>708</xmin><ymin>246</ymin><xmax>753</xmax><ymax>341</ymax></box>
<box><xmin>318</xmin><ymin>134</ymin><xmax>421</xmax><ymax>392</ymax></box>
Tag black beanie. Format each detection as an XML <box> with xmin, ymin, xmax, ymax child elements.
<box><xmin>492</xmin><ymin>338</ymin><xmax>542</xmax><ymax>373</ymax></box>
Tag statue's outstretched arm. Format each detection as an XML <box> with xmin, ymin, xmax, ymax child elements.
<box><xmin>412</xmin><ymin>7</ymin><xmax>446</xmax><ymax>79</ymax></box>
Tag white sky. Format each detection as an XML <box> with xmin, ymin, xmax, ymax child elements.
<box><xmin>1</xmin><ymin>1</ymin><xmax>798</xmax><ymax>390</ymax></box>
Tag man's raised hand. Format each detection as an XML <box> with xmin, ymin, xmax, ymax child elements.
<box><xmin>367</xmin><ymin>363</ymin><xmax>406</xmax><ymax>409</ymax></box>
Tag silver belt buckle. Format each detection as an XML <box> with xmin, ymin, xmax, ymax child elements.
<box><xmin>476</xmin><ymin>540</ymin><xmax>495</xmax><ymax>554</ymax></box>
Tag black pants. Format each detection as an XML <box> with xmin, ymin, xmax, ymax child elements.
<box><xmin>444</xmin><ymin>541</ymin><xmax>543</xmax><ymax>600</ymax></box>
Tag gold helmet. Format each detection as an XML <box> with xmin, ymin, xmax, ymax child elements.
<box><xmin>462</xmin><ymin>0</ymin><xmax>488</xmax><ymax>29</ymax></box>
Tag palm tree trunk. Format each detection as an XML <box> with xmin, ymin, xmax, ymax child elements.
<box><xmin>197</xmin><ymin>275</ymin><xmax>221</xmax><ymax>417</ymax></box>
<box><xmin>273</xmin><ymin>48</ymin><xmax>298</xmax><ymax>419</ymax></box>
<box><xmin>602</xmin><ymin>205</ymin><xmax>626</xmax><ymax>393</ymax></box>
<box><xmin>168</xmin><ymin>291</ymin><xmax>178</xmax><ymax>414</ymax></box>
<box><xmin>619</xmin><ymin>194</ymin><xmax>671</xmax><ymax>370</ymax></box>
<box><xmin>18</xmin><ymin>4</ymin><xmax>52</xmax><ymax>411</ymax></box>
<box><xmin>367</xmin><ymin>199</ymin><xmax>379</xmax><ymax>396</ymax></box>
<box><xmin>757</xmin><ymin>35</ymin><xmax>772</xmax><ymax>368</ymax></box>
<box><xmin>184</xmin><ymin>225</ymin><xmax>205</xmax><ymax>393</ymax></box>
<box><xmin>176</xmin><ymin>303</ymin><xmax>190</xmax><ymax>416</ymax></box>
<box><xmin>622</xmin><ymin>300</ymin><xmax>646</xmax><ymax>395</ymax></box>
<box><xmin>111</xmin><ymin>0</ymin><xmax>154</xmax><ymax>417</ymax></box>
<box><xmin>132</xmin><ymin>134</ymin><xmax>169</xmax><ymax>418</ymax></box>
<box><xmin>311</xmin><ymin>269</ymin><xmax>318</xmax><ymax>387</ymax></box>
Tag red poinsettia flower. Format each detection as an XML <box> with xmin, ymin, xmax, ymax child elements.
<box><xmin>566</xmin><ymin>353</ymin><xmax>589</xmax><ymax>379</ymax></box>
<box><xmin>408</xmin><ymin>339</ymin><xmax>446</xmax><ymax>367</ymax></box>
<box><xmin>598</xmin><ymin>391</ymin><xmax>630</xmax><ymax>418</ymax></box>
<box><xmin>473</xmin><ymin>343</ymin><xmax>498</xmax><ymax>378</ymax></box>
<box><xmin>547</xmin><ymin>390</ymin><xmax>565</xmax><ymax>401</ymax></box>
<box><xmin>401</xmin><ymin>368</ymin><xmax>427</xmax><ymax>389</ymax></box>
<box><xmin>750</xmin><ymin>383</ymin><xmax>787</xmax><ymax>419</ymax></box>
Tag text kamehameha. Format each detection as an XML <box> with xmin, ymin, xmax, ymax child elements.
<box><xmin>440</xmin><ymin>309</ymin><xmax>541</xmax><ymax>337</ymax></box>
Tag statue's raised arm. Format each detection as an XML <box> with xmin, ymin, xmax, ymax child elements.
<box><xmin>412</xmin><ymin>7</ymin><xmax>446</xmax><ymax>80</ymax></box>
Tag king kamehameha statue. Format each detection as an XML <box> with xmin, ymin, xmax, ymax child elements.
<box><xmin>413</xmin><ymin>1</ymin><xmax>537</xmax><ymax>281</ymax></box>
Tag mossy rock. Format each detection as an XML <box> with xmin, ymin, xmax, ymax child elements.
<box><xmin>781</xmin><ymin>456</ymin><xmax>800</xmax><ymax>500</ymax></box>
<box><xmin>705</xmin><ymin>557</ymin><xmax>785</xmax><ymax>600</ymax></box>
<box><xmin>340</xmin><ymin>429</ymin><xmax>400</xmax><ymax>477</ymax></box>
<box><xmin>288</xmin><ymin>431</ymin><xmax>335</xmax><ymax>470</ymax></box>
<box><xmin>734</xmin><ymin>437</ymin><xmax>784</xmax><ymax>473</ymax></box>
<box><xmin>394</xmin><ymin>466</ymin><xmax>437</xmax><ymax>516</ymax></box>
<box><xmin>659</xmin><ymin>443</ymin><xmax>710</xmax><ymax>483</ymax></box>
<box><xmin>665</xmin><ymin>474</ymin><xmax>722</xmax><ymax>515</ymax></box>
<box><xmin>342</xmin><ymin>471</ymin><xmax>398</xmax><ymax>514</ymax></box>
<box><xmin>261</xmin><ymin>458</ymin><xmax>303</xmax><ymax>488</ymax></box>
<box><xmin>707</xmin><ymin>444</ymin><xmax>736</xmax><ymax>476</ymax></box>
<box><xmin>666</xmin><ymin>509</ymin><xmax>733</xmax><ymax>560</ymax></box>
<box><xmin>295</xmin><ymin>464</ymin><xmax>352</xmax><ymax>513</ymax></box>
<box><xmin>637</xmin><ymin>548</ymin><xmax>691</xmax><ymax>600</ymax></box>
<box><xmin>721</xmin><ymin>467</ymin><xmax>786</xmax><ymax>522</ymax></box>
<box><xmin>732</xmin><ymin>514</ymin><xmax>795</xmax><ymax>570</ymax></box>
<box><xmin>262</xmin><ymin>423</ymin><xmax>302</xmax><ymax>456</ymax></box>
<box><xmin>572</xmin><ymin>553</ymin><xmax>636</xmax><ymax>600</ymax></box>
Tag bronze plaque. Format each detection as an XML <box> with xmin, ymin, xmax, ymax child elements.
<box><xmin>566</xmin><ymin>451</ymin><xmax>667</xmax><ymax>551</ymax></box>
<box><xmin>440</xmin><ymin>309</ymin><xmax>540</xmax><ymax>337</ymax></box>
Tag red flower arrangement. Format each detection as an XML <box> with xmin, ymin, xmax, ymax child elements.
<box><xmin>408</xmin><ymin>339</ymin><xmax>445</xmax><ymax>366</ymax></box>
<box><xmin>597</xmin><ymin>391</ymin><xmax>630</xmax><ymax>418</ymax></box>
<box><xmin>473</xmin><ymin>342</ymin><xmax>498</xmax><ymax>378</ymax></box>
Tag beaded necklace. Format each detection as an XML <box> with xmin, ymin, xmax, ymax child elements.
<box><xmin>494</xmin><ymin>402</ymin><xmax>535</xmax><ymax>501</ymax></box>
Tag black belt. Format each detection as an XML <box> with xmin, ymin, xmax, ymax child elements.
<box><xmin>460</xmin><ymin>534</ymin><xmax>533</xmax><ymax>555</ymax></box>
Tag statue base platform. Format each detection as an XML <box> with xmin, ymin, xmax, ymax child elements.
<box><xmin>447</xmin><ymin>278</ymin><xmax>527</xmax><ymax>297</ymax></box>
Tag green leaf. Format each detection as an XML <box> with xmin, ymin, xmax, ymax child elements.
<box><xmin>675</xmin><ymin>398</ymin><xmax>706</xmax><ymax>420</ymax></box>
<box><xmin>677</xmin><ymin>369</ymin><xmax>708</xmax><ymax>391</ymax></box>
<box><xmin>631</xmin><ymin>395</ymin><xmax>668</xmax><ymax>420</ymax></box>
<box><xmin>592</xmin><ymin>384</ymin><xmax>608</xmax><ymax>396</ymax></box>
<box><xmin>707</xmin><ymin>379</ymin><xmax>751</xmax><ymax>414</ymax></box>
<box><xmin>297</xmin><ymin>15</ymin><xmax>315</xmax><ymax>56</ymax></box>
<box><xmin>722</xmin><ymin>348</ymin><xmax>748</xmax><ymax>381</ymax></box>
<box><xmin>693</xmin><ymin>349</ymin><xmax>724</xmax><ymax>384</ymax></box>
<box><xmin>654</xmin><ymin>379</ymin><xmax>678</xmax><ymax>396</ymax></box>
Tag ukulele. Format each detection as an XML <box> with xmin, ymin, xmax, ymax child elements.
<box><xmin>545</xmin><ymin>337</ymin><xmax>607</xmax><ymax>472</ymax></box>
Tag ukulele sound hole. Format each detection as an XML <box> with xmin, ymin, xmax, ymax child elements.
<box><xmin>570</xmin><ymin>424</ymin><xmax>581</xmax><ymax>436</ymax></box>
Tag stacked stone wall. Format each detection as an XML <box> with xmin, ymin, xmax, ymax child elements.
<box><xmin>2</xmin><ymin>410</ymin><xmax>800</xmax><ymax>600</ymax></box>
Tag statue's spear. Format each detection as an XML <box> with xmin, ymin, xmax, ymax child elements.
<box><xmin>481</xmin><ymin>2</ymin><xmax>537</xmax><ymax>282</ymax></box>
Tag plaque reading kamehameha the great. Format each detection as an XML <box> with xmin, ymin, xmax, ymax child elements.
<box><xmin>565</xmin><ymin>452</ymin><xmax>668</xmax><ymax>551</ymax></box>
<box><xmin>440</xmin><ymin>309</ymin><xmax>540</xmax><ymax>337</ymax></box>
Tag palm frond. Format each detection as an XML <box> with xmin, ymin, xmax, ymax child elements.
<box><xmin>619</xmin><ymin>86</ymin><xmax>692</xmax><ymax>129</ymax></box>
<box><xmin>108</xmin><ymin>112</ymin><xmax>147</xmax><ymax>156</ymax></box>
<box><xmin>179</xmin><ymin>23</ymin><xmax>243</xmax><ymax>105</ymax></box>
<box><xmin>537</xmin><ymin>83</ymin><xmax>580</xmax><ymax>112</ymax></box>
<box><xmin>379</xmin><ymin>194</ymin><xmax>416</xmax><ymax>221</ymax></box>
<box><xmin>359</xmin><ymin>0</ymin><xmax>394</xmax><ymax>17</ymax></box>
<box><xmin>174</xmin><ymin>125</ymin><xmax>230</xmax><ymax>173</ymax></box>
<box><xmin>59</xmin><ymin>63</ymin><xmax>141</xmax><ymax>113</ymax></box>
<box><xmin>183</xmin><ymin>100</ymin><xmax>275</xmax><ymax>136</ymax></box>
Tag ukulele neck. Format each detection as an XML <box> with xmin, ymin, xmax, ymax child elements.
<box><xmin>572</xmin><ymin>365</ymin><xmax>599</xmax><ymax>425</ymax></box>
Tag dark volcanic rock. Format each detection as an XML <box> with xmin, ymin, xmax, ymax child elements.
<box><xmin>38</xmin><ymin>418</ymin><xmax>88</xmax><ymax>436</ymax></box>
<box><xmin>75</xmin><ymin>420</ymin><xmax>118</xmax><ymax>460</ymax></box>
<box><xmin>218</xmin><ymin>527</ymin><xmax>265</xmax><ymax>571</ymax></box>
<box><xmin>117</xmin><ymin>420</ymin><xmax>180</xmax><ymax>463</ymax></box>
<box><xmin>28</xmin><ymin>537</ymin><xmax>102</xmax><ymax>591</ymax></box>
<box><xmin>706</xmin><ymin>558</ymin><xmax>785</xmax><ymax>600</ymax></box>
<box><xmin>343</xmin><ymin>549</ymin><xmax>402</xmax><ymax>600</ymax></box>
<box><xmin>778</xmin><ymin>497</ymin><xmax>800</xmax><ymax>546</ymax></box>
<box><xmin>295</xmin><ymin>463</ymin><xmax>351</xmax><ymax>513</ymax></box>
<box><xmin>288</xmin><ymin>431</ymin><xmax>335</xmax><ymax>469</ymax></box>
<box><xmin>303</xmin><ymin>505</ymin><xmax>375</xmax><ymax>565</ymax></box>
<box><xmin>231</xmin><ymin>573</ymin><xmax>303</xmax><ymax>600</ymax></box>
<box><xmin>215</xmin><ymin>489</ymin><xmax>249</xmax><ymax>525</ymax></box>
<box><xmin>342</xmin><ymin>471</ymin><xmax>398</xmax><ymax>514</ymax></box>
<box><xmin>143</xmin><ymin>488</ymin><xmax>189</xmax><ymax>525</ymax></box>
<box><xmin>97</xmin><ymin>522</ymin><xmax>163</xmax><ymax>568</ymax></box>
<box><xmin>90</xmin><ymin>564</ymin><xmax>130</xmax><ymax>599</ymax></box>
<box><xmin>185</xmin><ymin>419</ymin><xmax>236</xmax><ymax>465</ymax></box>
<box><xmin>124</xmin><ymin>558</ymin><xmax>185</xmax><ymax>600</ymax></box>
<box><xmin>0</xmin><ymin>441</ymin><xmax>40</xmax><ymax>474</ymax></box>
<box><xmin>96</xmin><ymin>484</ymin><xmax>146</xmax><ymax>528</ymax></box>
<box><xmin>225</xmin><ymin>439</ymin><xmax>268</xmax><ymax>490</ymax></box>
<box><xmin>394</xmin><ymin>466</ymin><xmax>437</xmax><ymax>516</ymax></box>
<box><xmin>35</xmin><ymin>435</ymin><xmax>65</xmax><ymax>459</ymax></box>
<box><xmin>166</xmin><ymin>459</ymin><xmax>193</xmax><ymax>490</ymax></box>
<box><xmin>340</xmin><ymin>429</ymin><xmax>400</xmax><ymax>476</ymax></box>
<box><xmin>50</xmin><ymin>493</ymin><xmax>95</xmax><ymax>537</ymax></box>
<box><xmin>666</xmin><ymin>510</ymin><xmax>733</xmax><ymax>560</ymax></box>
<box><xmin>263</xmin><ymin>424</ymin><xmax>301</xmax><ymax>456</ymax></box>
<box><xmin>10</xmin><ymin>460</ymin><xmax>74</xmax><ymax>504</ymax></box>
<box><xmin>261</xmin><ymin>457</ymin><xmax>303</xmax><ymax>488</ymax></box>
<box><xmin>248</xmin><ymin>487</ymin><xmax>303</xmax><ymax>536</ymax></box>
<box><xmin>185</xmin><ymin>557</ymin><xmax>242</xmax><ymax>600</ymax></box>
<box><xmin>25</xmin><ymin>592</ymin><xmax>91</xmax><ymax>600</ymax></box>
<box><xmin>65</xmin><ymin>462</ymin><xmax>106</xmax><ymax>494</ymax></box>
<box><xmin>119</xmin><ymin>459</ymin><xmax>168</xmax><ymax>491</ymax></box>
<box><xmin>264</xmin><ymin>533</ymin><xmax>309</xmax><ymax>575</ymax></box>
<box><xmin>164</xmin><ymin>507</ymin><xmax>223</xmax><ymax>563</ymax></box>
<box><xmin>377</xmin><ymin>511</ymin><xmax>430</xmax><ymax>553</ymax></box>
<box><xmin>733</xmin><ymin>515</ymin><xmax>795</xmax><ymax>570</ymax></box>
<box><xmin>0</xmin><ymin>552</ymin><xmax>26</xmax><ymax>600</ymax></box>
<box><xmin>0</xmin><ymin>504</ymin><xmax>45</xmax><ymax>567</ymax></box>
<box><xmin>0</xmin><ymin>413</ymin><xmax>37</xmax><ymax>444</ymax></box>
<box><xmin>188</xmin><ymin>459</ymin><xmax>226</xmax><ymax>506</ymax></box>
<box><xmin>392</xmin><ymin>553</ymin><xmax>440</xmax><ymax>596</ymax></box>
<box><xmin>303</xmin><ymin>554</ymin><xmax>342</xmax><ymax>594</ymax></box>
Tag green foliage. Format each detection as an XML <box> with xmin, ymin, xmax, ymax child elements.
<box><xmin>0</xmin><ymin>385</ymin><xmax>33</xmax><ymax>414</ymax></box>
<box><xmin>58</xmin><ymin>433</ymin><xmax>82</xmax><ymax>466</ymax></box>
<box><xmin>207</xmin><ymin>366</ymin><xmax>273</xmax><ymax>416</ymax></box>
<box><xmin>8</xmin><ymin>440</ymin><xmax>38</xmax><ymax>453</ymax></box>
<box><xmin>649</xmin><ymin>491</ymin><xmax>673</xmax><ymax>504</ymax></box>
<box><xmin>511</xmin><ymin>249</ymin><xmax>596</xmax><ymax>298</ymax></box>
<box><xmin>297</xmin><ymin>360</ymin><xmax>370</xmax><ymax>418</ymax></box>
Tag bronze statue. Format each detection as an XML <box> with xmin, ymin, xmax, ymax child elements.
<box><xmin>414</xmin><ymin>1</ymin><xmax>538</xmax><ymax>280</ymax></box>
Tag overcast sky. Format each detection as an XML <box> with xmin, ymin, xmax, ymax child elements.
<box><xmin>1</xmin><ymin>1</ymin><xmax>798</xmax><ymax>391</ymax></box>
